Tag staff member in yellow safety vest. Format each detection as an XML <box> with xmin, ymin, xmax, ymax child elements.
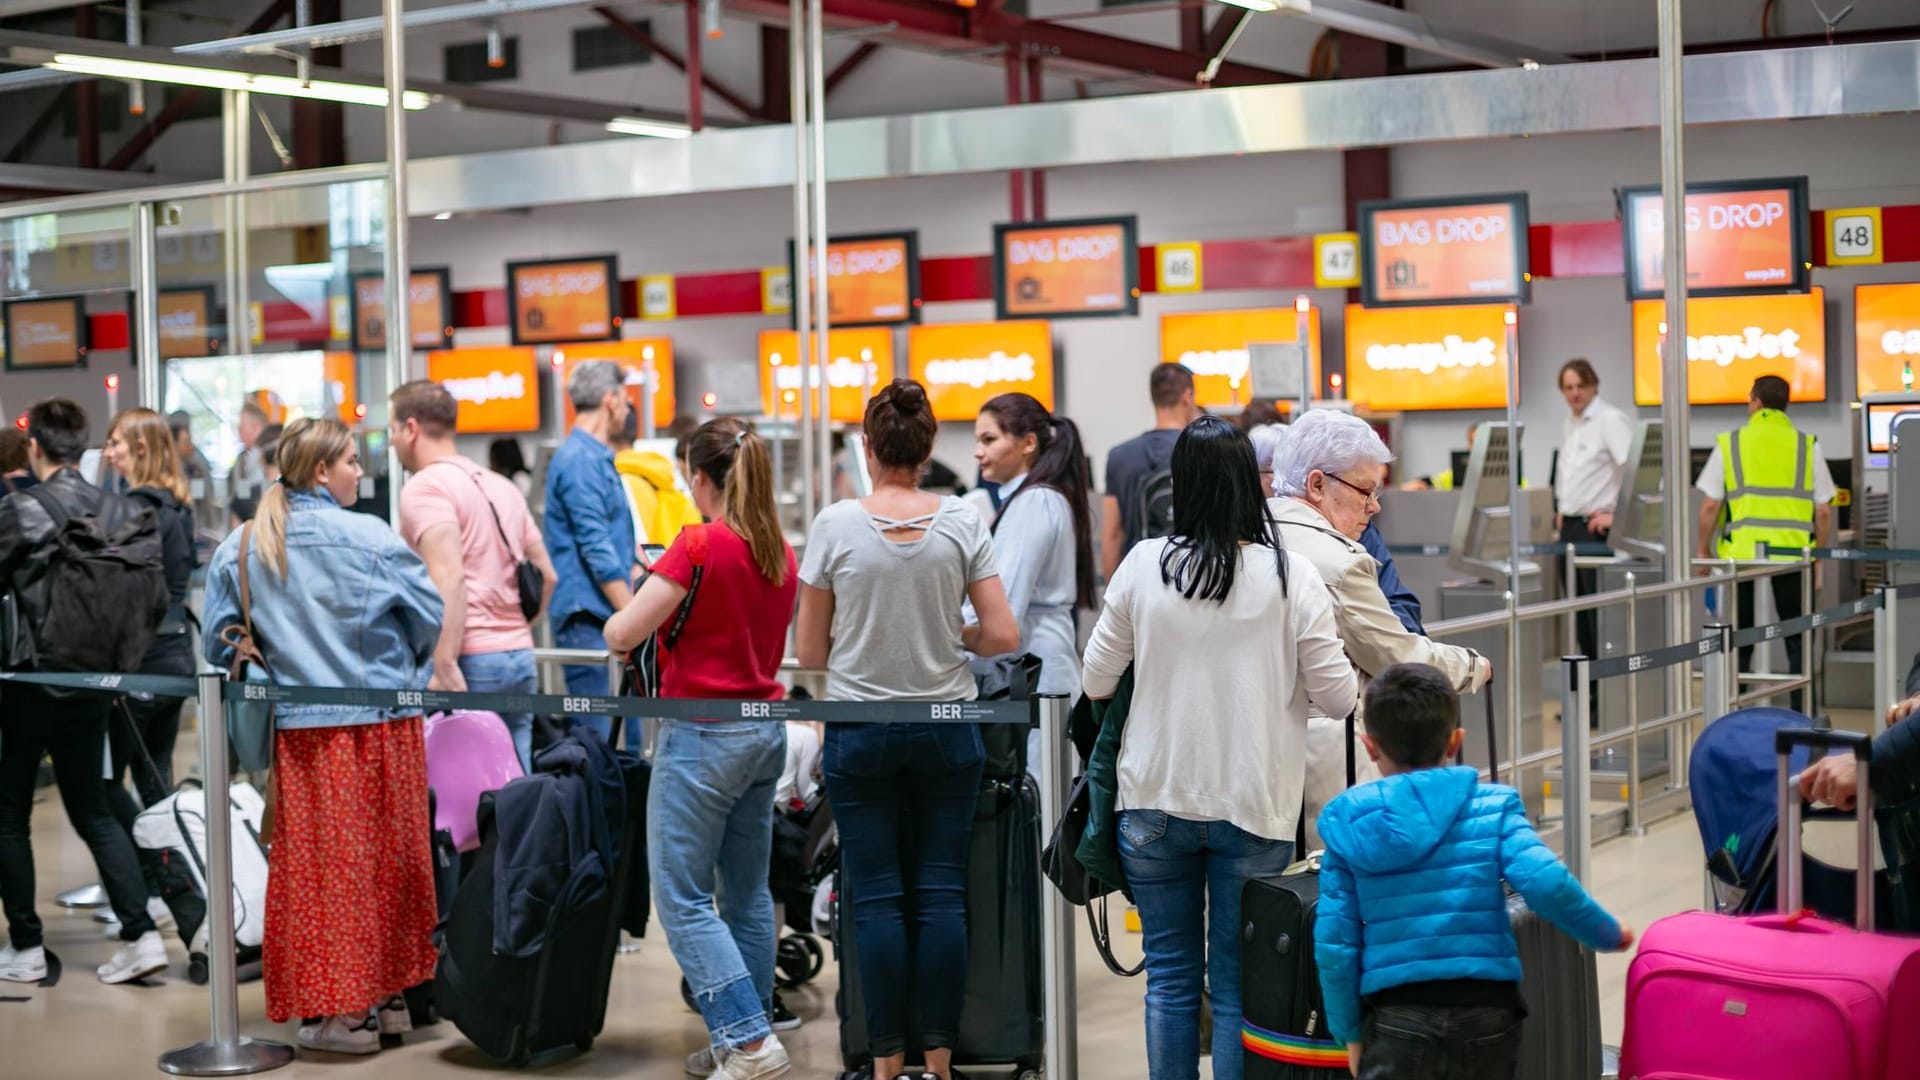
<box><xmin>1695</xmin><ymin>374</ymin><xmax>1834</xmax><ymax>714</ymax></box>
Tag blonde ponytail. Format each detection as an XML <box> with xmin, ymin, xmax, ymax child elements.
<box><xmin>253</xmin><ymin>416</ymin><xmax>352</xmax><ymax>578</ymax></box>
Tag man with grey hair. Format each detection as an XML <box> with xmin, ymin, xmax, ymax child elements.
<box><xmin>543</xmin><ymin>358</ymin><xmax>638</xmax><ymax>740</ymax></box>
<box><xmin>1270</xmin><ymin>409</ymin><xmax>1490</xmax><ymax>846</ymax></box>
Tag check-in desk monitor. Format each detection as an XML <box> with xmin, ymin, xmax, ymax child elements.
<box><xmin>1609</xmin><ymin>420</ymin><xmax>1665</xmax><ymax>562</ymax></box>
<box><xmin>1448</xmin><ymin>422</ymin><xmax>1546</xmax><ymax>583</ymax></box>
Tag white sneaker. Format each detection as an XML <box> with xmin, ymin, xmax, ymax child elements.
<box><xmin>686</xmin><ymin>1045</ymin><xmax>718</xmax><ymax>1078</ymax></box>
<box><xmin>0</xmin><ymin>944</ymin><xmax>47</xmax><ymax>983</ymax></box>
<box><xmin>97</xmin><ymin>930</ymin><xmax>168</xmax><ymax>984</ymax></box>
<box><xmin>297</xmin><ymin>1014</ymin><xmax>382</xmax><ymax>1056</ymax></box>
<box><xmin>711</xmin><ymin>1034</ymin><xmax>791</xmax><ymax>1080</ymax></box>
<box><xmin>376</xmin><ymin>995</ymin><xmax>413</xmax><ymax>1036</ymax></box>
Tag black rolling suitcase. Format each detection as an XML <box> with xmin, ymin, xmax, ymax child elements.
<box><xmin>835</xmin><ymin>774</ymin><xmax>1045</xmax><ymax>1079</ymax></box>
<box><xmin>435</xmin><ymin>747</ymin><xmax>649</xmax><ymax>1066</ymax></box>
<box><xmin>1508</xmin><ymin>893</ymin><xmax>1603</xmax><ymax>1079</ymax></box>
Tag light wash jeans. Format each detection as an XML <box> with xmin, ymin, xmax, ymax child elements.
<box><xmin>1118</xmin><ymin>809</ymin><xmax>1296</xmax><ymax>1080</ymax></box>
<box><xmin>553</xmin><ymin>618</ymin><xmax>644</xmax><ymax>750</ymax></box>
<box><xmin>457</xmin><ymin>648</ymin><xmax>538</xmax><ymax>773</ymax></box>
<box><xmin>649</xmin><ymin>718</ymin><xmax>787</xmax><ymax>1050</ymax></box>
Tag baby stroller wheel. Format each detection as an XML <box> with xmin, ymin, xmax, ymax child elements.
<box><xmin>776</xmin><ymin>933</ymin><xmax>825</xmax><ymax>988</ymax></box>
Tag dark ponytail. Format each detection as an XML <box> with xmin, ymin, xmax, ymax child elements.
<box><xmin>864</xmin><ymin>378</ymin><xmax>938</xmax><ymax>471</ymax></box>
<box><xmin>981</xmin><ymin>392</ymin><xmax>1095</xmax><ymax>608</ymax></box>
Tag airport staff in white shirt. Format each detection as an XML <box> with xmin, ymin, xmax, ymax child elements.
<box><xmin>1555</xmin><ymin>359</ymin><xmax>1634</xmax><ymax>678</ymax></box>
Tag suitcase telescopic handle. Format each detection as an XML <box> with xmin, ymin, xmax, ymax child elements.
<box><xmin>1775</xmin><ymin>728</ymin><xmax>1874</xmax><ymax>929</ymax></box>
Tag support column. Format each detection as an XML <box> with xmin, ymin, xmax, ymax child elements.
<box><xmin>1656</xmin><ymin>0</ymin><xmax>1694</xmax><ymax>714</ymax></box>
<box><xmin>1026</xmin><ymin>54</ymin><xmax>1046</xmax><ymax>221</ymax></box>
<box><xmin>74</xmin><ymin>5</ymin><xmax>99</xmax><ymax>170</ymax></box>
<box><xmin>686</xmin><ymin>0</ymin><xmax>706</xmax><ymax>132</ymax></box>
<box><xmin>1005</xmin><ymin>51</ymin><xmax>1025</xmax><ymax>222</ymax></box>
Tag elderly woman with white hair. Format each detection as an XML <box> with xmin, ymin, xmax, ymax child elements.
<box><xmin>1269</xmin><ymin>410</ymin><xmax>1491</xmax><ymax>847</ymax></box>
<box><xmin>1250</xmin><ymin>423</ymin><xmax>1424</xmax><ymax>635</ymax></box>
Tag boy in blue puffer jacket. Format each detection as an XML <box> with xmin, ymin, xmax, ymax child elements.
<box><xmin>1314</xmin><ymin>663</ymin><xmax>1634</xmax><ymax>1079</ymax></box>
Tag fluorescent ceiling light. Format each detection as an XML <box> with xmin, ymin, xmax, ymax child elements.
<box><xmin>1214</xmin><ymin>0</ymin><xmax>1278</xmax><ymax>11</ymax></box>
<box><xmin>42</xmin><ymin>53</ymin><xmax>430</xmax><ymax>109</ymax></box>
<box><xmin>606</xmin><ymin>116</ymin><xmax>693</xmax><ymax>139</ymax></box>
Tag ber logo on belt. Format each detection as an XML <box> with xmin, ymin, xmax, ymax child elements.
<box><xmin>907</xmin><ymin>320</ymin><xmax>1055</xmax><ymax>421</ymax></box>
<box><xmin>1630</xmin><ymin>288</ymin><xmax>1826</xmax><ymax>405</ymax></box>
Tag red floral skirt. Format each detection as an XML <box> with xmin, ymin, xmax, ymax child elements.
<box><xmin>263</xmin><ymin>717</ymin><xmax>438</xmax><ymax>1022</ymax></box>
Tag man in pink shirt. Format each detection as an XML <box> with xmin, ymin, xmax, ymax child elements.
<box><xmin>391</xmin><ymin>380</ymin><xmax>557</xmax><ymax>770</ymax></box>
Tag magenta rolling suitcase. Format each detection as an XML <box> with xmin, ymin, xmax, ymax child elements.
<box><xmin>1621</xmin><ymin>729</ymin><xmax>1920</xmax><ymax>1080</ymax></box>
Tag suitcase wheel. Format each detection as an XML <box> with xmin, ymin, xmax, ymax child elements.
<box><xmin>574</xmin><ymin>1037</ymin><xmax>593</xmax><ymax>1053</ymax></box>
<box><xmin>776</xmin><ymin>934</ymin><xmax>825</xmax><ymax>988</ymax></box>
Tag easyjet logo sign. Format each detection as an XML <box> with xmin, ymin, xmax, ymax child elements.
<box><xmin>1341</xmin><ymin>303</ymin><xmax>1512</xmax><ymax>411</ymax></box>
<box><xmin>907</xmin><ymin>321</ymin><xmax>1054</xmax><ymax>421</ymax></box>
<box><xmin>1363</xmin><ymin>335</ymin><xmax>1498</xmax><ymax>374</ymax></box>
<box><xmin>1879</xmin><ymin>327</ymin><xmax>1920</xmax><ymax>356</ymax></box>
<box><xmin>1660</xmin><ymin>326</ymin><xmax>1803</xmax><ymax>367</ymax></box>
<box><xmin>426</xmin><ymin>347</ymin><xmax>542</xmax><ymax>433</ymax></box>
<box><xmin>1630</xmin><ymin>288</ymin><xmax>1825</xmax><ymax>406</ymax></box>
<box><xmin>443</xmin><ymin>371</ymin><xmax>528</xmax><ymax>404</ymax></box>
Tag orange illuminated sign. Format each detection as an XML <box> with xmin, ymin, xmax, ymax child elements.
<box><xmin>426</xmin><ymin>346</ymin><xmax>542</xmax><ymax>433</ymax></box>
<box><xmin>157</xmin><ymin>287</ymin><xmax>214</xmax><ymax>359</ymax></box>
<box><xmin>759</xmin><ymin>328</ymin><xmax>896</xmax><ymax>423</ymax></box>
<box><xmin>350</xmin><ymin>269</ymin><xmax>453</xmax><ymax>352</ymax></box>
<box><xmin>507</xmin><ymin>256</ymin><xmax>619</xmax><ymax>345</ymax></box>
<box><xmin>323</xmin><ymin>351</ymin><xmax>359</xmax><ymax>425</ymax></box>
<box><xmin>3</xmin><ymin>295</ymin><xmax>87</xmax><ymax>370</ymax></box>
<box><xmin>1623</xmin><ymin>178</ymin><xmax>1810</xmax><ymax>299</ymax></box>
<box><xmin>907</xmin><ymin>321</ymin><xmax>1054</xmax><ymax>422</ymax></box>
<box><xmin>1159</xmin><ymin>307</ymin><xmax>1324</xmax><ymax>407</ymax></box>
<box><xmin>555</xmin><ymin>338</ymin><xmax>676</xmax><ymax>432</ymax></box>
<box><xmin>792</xmin><ymin>233</ymin><xmax>918</xmax><ymax>327</ymax></box>
<box><xmin>1360</xmin><ymin>195</ymin><xmax>1530</xmax><ymax>307</ymax></box>
<box><xmin>1856</xmin><ymin>283</ymin><xmax>1920</xmax><ymax>396</ymax></box>
<box><xmin>994</xmin><ymin>217</ymin><xmax>1138</xmax><ymax>320</ymax></box>
<box><xmin>1630</xmin><ymin>287</ymin><xmax>1826</xmax><ymax>405</ymax></box>
<box><xmin>1342</xmin><ymin>303</ymin><xmax>1515</xmax><ymax>411</ymax></box>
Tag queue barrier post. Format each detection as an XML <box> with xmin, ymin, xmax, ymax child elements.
<box><xmin>160</xmin><ymin>672</ymin><xmax>294</xmax><ymax>1076</ymax></box>
<box><xmin>1559</xmin><ymin>656</ymin><xmax>1593</xmax><ymax>886</ymax></box>
<box><xmin>1034</xmin><ymin>694</ymin><xmax>1078</xmax><ymax>1080</ymax></box>
<box><xmin>1698</xmin><ymin>624</ymin><xmax>1731</xmax><ymax>910</ymax></box>
<box><xmin>1876</xmin><ymin>584</ymin><xmax>1899</xmax><ymax>734</ymax></box>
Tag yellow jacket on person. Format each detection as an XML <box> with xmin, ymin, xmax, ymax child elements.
<box><xmin>615</xmin><ymin>449</ymin><xmax>703</xmax><ymax>548</ymax></box>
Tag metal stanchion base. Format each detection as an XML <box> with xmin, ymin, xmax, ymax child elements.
<box><xmin>158</xmin><ymin>1037</ymin><xmax>294</xmax><ymax>1076</ymax></box>
<box><xmin>56</xmin><ymin>883</ymin><xmax>108</xmax><ymax>908</ymax></box>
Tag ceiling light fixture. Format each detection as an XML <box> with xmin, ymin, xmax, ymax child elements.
<box><xmin>1212</xmin><ymin>0</ymin><xmax>1279</xmax><ymax>12</ymax></box>
<box><xmin>606</xmin><ymin>116</ymin><xmax>693</xmax><ymax>139</ymax></box>
<box><xmin>41</xmin><ymin>53</ymin><xmax>430</xmax><ymax>109</ymax></box>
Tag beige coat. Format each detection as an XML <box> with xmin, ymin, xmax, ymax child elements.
<box><xmin>1268</xmin><ymin>496</ymin><xmax>1491</xmax><ymax>847</ymax></box>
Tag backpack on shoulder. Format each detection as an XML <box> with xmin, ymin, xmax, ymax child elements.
<box><xmin>19</xmin><ymin>486</ymin><xmax>169</xmax><ymax>675</ymax></box>
<box><xmin>1130</xmin><ymin>450</ymin><xmax>1175</xmax><ymax>549</ymax></box>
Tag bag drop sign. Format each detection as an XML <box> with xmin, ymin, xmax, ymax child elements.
<box><xmin>1360</xmin><ymin>195</ymin><xmax>1529</xmax><ymax>308</ymax></box>
<box><xmin>1622</xmin><ymin>179</ymin><xmax>1808</xmax><ymax>299</ymax></box>
<box><xmin>507</xmin><ymin>256</ymin><xmax>618</xmax><ymax>345</ymax></box>
<box><xmin>994</xmin><ymin>217</ymin><xmax>1138</xmax><ymax>320</ymax></box>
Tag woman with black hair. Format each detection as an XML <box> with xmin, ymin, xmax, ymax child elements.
<box><xmin>1082</xmin><ymin>416</ymin><xmax>1357</xmax><ymax>1080</ymax></box>
<box><xmin>971</xmin><ymin>392</ymin><xmax>1094</xmax><ymax>703</ymax></box>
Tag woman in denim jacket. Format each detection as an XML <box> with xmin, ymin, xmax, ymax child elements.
<box><xmin>204</xmin><ymin>417</ymin><xmax>443</xmax><ymax>1057</ymax></box>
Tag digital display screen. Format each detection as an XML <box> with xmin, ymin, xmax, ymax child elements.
<box><xmin>1342</xmin><ymin>303</ymin><xmax>1515</xmax><ymax>411</ymax></box>
<box><xmin>1630</xmin><ymin>288</ymin><xmax>1826</xmax><ymax>405</ymax></box>
<box><xmin>1621</xmin><ymin>178</ymin><xmax>1810</xmax><ymax>300</ymax></box>
<box><xmin>789</xmin><ymin>232</ymin><xmax>919</xmax><ymax>327</ymax></box>
<box><xmin>906</xmin><ymin>320</ymin><xmax>1054</xmax><ymax>421</ymax></box>
<box><xmin>425</xmin><ymin>346</ymin><xmax>542</xmax><ymax>433</ymax></box>
<box><xmin>1359</xmin><ymin>194</ymin><xmax>1530</xmax><ymax>308</ymax></box>
<box><xmin>506</xmin><ymin>256</ymin><xmax>620</xmax><ymax>346</ymax></box>
<box><xmin>350</xmin><ymin>268</ymin><xmax>454</xmax><ymax>352</ymax></box>
<box><xmin>3</xmin><ymin>295</ymin><xmax>88</xmax><ymax>370</ymax></box>
<box><xmin>157</xmin><ymin>287</ymin><xmax>215</xmax><ymax>359</ymax></box>
<box><xmin>1855</xmin><ymin>282</ymin><xmax>1920</xmax><ymax>397</ymax></box>
<box><xmin>993</xmin><ymin>217</ymin><xmax>1138</xmax><ymax>320</ymax></box>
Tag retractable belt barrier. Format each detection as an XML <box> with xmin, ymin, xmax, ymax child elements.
<box><xmin>0</xmin><ymin>671</ymin><xmax>1034</xmax><ymax>725</ymax></box>
<box><xmin>1729</xmin><ymin>593</ymin><xmax>1885</xmax><ymax>649</ymax></box>
<box><xmin>1382</xmin><ymin>541</ymin><xmax>1616</xmax><ymax>558</ymax></box>
<box><xmin>1590</xmin><ymin>633</ymin><xmax>1724</xmax><ymax>681</ymax></box>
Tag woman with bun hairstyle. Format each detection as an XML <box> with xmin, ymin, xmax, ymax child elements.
<box><xmin>203</xmin><ymin>417</ymin><xmax>443</xmax><ymax>1056</ymax></box>
<box><xmin>604</xmin><ymin>418</ymin><xmax>800</xmax><ymax>1080</ymax></box>
<box><xmin>795</xmin><ymin>379</ymin><xmax>1021</xmax><ymax>1080</ymax></box>
<box><xmin>971</xmin><ymin>392</ymin><xmax>1095</xmax><ymax>704</ymax></box>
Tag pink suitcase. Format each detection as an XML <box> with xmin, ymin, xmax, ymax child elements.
<box><xmin>424</xmin><ymin>710</ymin><xmax>525</xmax><ymax>853</ymax></box>
<box><xmin>1620</xmin><ymin>729</ymin><xmax>1920</xmax><ymax>1080</ymax></box>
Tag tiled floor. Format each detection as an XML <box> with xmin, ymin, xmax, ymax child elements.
<box><xmin>2</xmin><ymin>705</ymin><xmax>1866</xmax><ymax>1078</ymax></box>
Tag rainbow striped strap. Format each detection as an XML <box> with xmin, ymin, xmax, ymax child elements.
<box><xmin>1241</xmin><ymin>1019</ymin><xmax>1348</xmax><ymax>1070</ymax></box>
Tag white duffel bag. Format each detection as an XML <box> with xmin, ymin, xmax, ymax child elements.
<box><xmin>133</xmin><ymin>781</ymin><xmax>270</xmax><ymax>948</ymax></box>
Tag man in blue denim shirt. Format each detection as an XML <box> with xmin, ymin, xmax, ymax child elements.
<box><xmin>544</xmin><ymin>359</ymin><xmax>637</xmax><ymax>742</ymax></box>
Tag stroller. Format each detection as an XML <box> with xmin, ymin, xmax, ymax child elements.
<box><xmin>1691</xmin><ymin>707</ymin><xmax>1895</xmax><ymax>922</ymax></box>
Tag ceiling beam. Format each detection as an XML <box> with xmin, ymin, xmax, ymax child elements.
<box><xmin>824</xmin><ymin>41</ymin><xmax>879</xmax><ymax>96</ymax></box>
<box><xmin>592</xmin><ymin>5</ymin><xmax>764</xmax><ymax>120</ymax></box>
<box><xmin>105</xmin><ymin>0</ymin><xmax>295</xmax><ymax>171</ymax></box>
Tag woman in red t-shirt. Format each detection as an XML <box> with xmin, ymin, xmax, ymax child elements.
<box><xmin>604</xmin><ymin>418</ymin><xmax>799</xmax><ymax>1080</ymax></box>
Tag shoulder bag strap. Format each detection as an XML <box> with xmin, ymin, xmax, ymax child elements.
<box><xmin>660</xmin><ymin>524</ymin><xmax>708</xmax><ymax>651</ymax></box>
<box><xmin>23</xmin><ymin>484</ymin><xmax>66</xmax><ymax>531</ymax></box>
<box><xmin>426</xmin><ymin>459</ymin><xmax>524</xmax><ymax>561</ymax></box>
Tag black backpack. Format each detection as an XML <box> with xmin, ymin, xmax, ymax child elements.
<box><xmin>21</xmin><ymin>486</ymin><xmax>170</xmax><ymax>674</ymax></box>
<box><xmin>1129</xmin><ymin>447</ymin><xmax>1175</xmax><ymax>549</ymax></box>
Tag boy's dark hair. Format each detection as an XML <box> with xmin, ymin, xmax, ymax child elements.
<box><xmin>1363</xmin><ymin>662</ymin><xmax>1461</xmax><ymax>768</ymax></box>
<box><xmin>1751</xmin><ymin>375</ymin><xmax>1791</xmax><ymax>411</ymax></box>
<box><xmin>1150</xmin><ymin>363</ymin><xmax>1195</xmax><ymax>410</ymax></box>
<box><xmin>27</xmin><ymin>398</ymin><xmax>89</xmax><ymax>465</ymax></box>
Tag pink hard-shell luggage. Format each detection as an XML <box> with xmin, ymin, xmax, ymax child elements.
<box><xmin>1620</xmin><ymin>728</ymin><xmax>1920</xmax><ymax>1080</ymax></box>
<box><xmin>424</xmin><ymin>710</ymin><xmax>525</xmax><ymax>852</ymax></box>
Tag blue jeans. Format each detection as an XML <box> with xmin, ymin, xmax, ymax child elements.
<box><xmin>458</xmin><ymin>648</ymin><xmax>538</xmax><ymax>773</ymax></box>
<box><xmin>553</xmin><ymin>618</ymin><xmax>643</xmax><ymax>748</ymax></box>
<box><xmin>649</xmin><ymin>719</ymin><xmax>787</xmax><ymax>1050</ymax></box>
<box><xmin>1118</xmin><ymin>809</ymin><xmax>1296</xmax><ymax>1080</ymax></box>
<box><xmin>824</xmin><ymin>722</ymin><xmax>985</xmax><ymax>1057</ymax></box>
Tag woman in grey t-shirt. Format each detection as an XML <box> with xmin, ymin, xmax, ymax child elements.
<box><xmin>796</xmin><ymin>379</ymin><xmax>1019</xmax><ymax>1080</ymax></box>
